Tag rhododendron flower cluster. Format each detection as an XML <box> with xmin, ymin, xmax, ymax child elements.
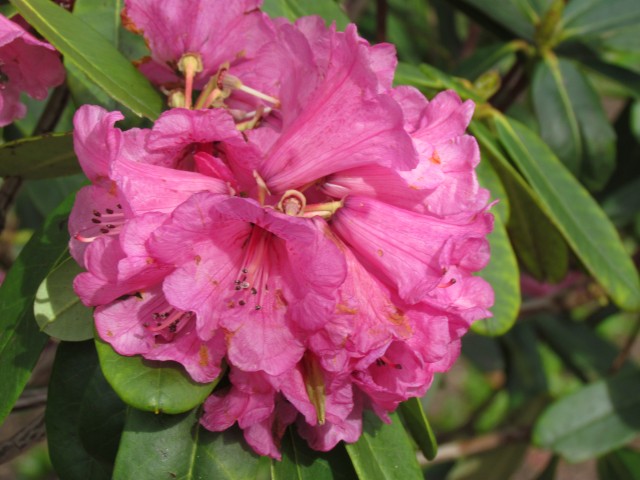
<box><xmin>69</xmin><ymin>0</ymin><xmax>494</xmax><ymax>458</ymax></box>
<box><xmin>0</xmin><ymin>14</ymin><xmax>65</xmax><ymax>126</ymax></box>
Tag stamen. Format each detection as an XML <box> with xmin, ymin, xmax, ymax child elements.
<box><xmin>74</xmin><ymin>205</ymin><xmax>126</xmax><ymax>243</ymax></box>
<box><xmin>302</xmin><ymin>198</ymin><xmax>345</xmax><ymax>219</ymax></box>
<box><xmin>253</xmin><ymin>171</ymin><xmax>271</xmax><ymax>206</ymax></box>
<box><xmin>220</xmin><ymin>72</ymin><xmax>280</xmax><ymax>107</ymax></box>
<box><xmin>302</xmin><ymin>353</ymin><xmax>326</xmax><ymax>425</ymax></box>
<box><xmin>194</xmin><ymin>72</ymin><xmax>225</xmax><ymax>109</ymax></box>
<box><xmin>178</xmin><ymin>53</ymin><xmax>203</xmax><ymax>109</ymax></box>
<box><xmin>437</xmin><ymin>278</ymin><xmax>457</xmax><ymax>288</ymax></box>
<box><xmin>232</xmin><ymin>228</ymin><xmax>272</xmax><ymax>312</ymax></box>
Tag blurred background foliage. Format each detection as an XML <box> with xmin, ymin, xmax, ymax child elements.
<box><xmin>1</xmin><ymin>0</ymin><xmax>640</xmax><ymax>479</ymax></box>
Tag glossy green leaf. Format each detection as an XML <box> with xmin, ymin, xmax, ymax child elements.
<box><xmin>346</xmin><ymin>411</ymin><xmax>422</xmax><ymax>480</ymax></box>
<box><xmin>447</xmin><ymin>443</ymin><xmax>528</xmax><ymax>480</ymax></box>
<box><xmin>560</xmin><ymin>0</ymin><xmax>640</xmax><ymax>42</ymax></box>
<box><xmin>472</xmin><ymin>121</ymin><xmax>569</xmax><ymax>283</ymax></box>
<box><xmin>602</xmin><ymin>177</ymin><xmax>640</xmax><ymax>228</ymax></box>
<box><xmin>394</xmin><ymin>62</ymin><xmax>484</xmax><ymax>102</ymax></box>
<box><xmin>46</xmin><ymin>341</ymin><xmax>126</xmax><ymax>480</ymax></box>
<box><xmin>533</xmin><ymin>369</ymin><xmax>640</xmax><ymax>462</ymax></box>
<box><xmin>494</xmin><ymin>114</ymin><xmax>640</xmax><ymax>311</ymax></box>
<box><xmin>472</xmin><ymin>214</ymin><xmax>521</xmax><ymax>336</ymax></box>
<box><xmin>113</xmin><ymin>408</ymin><xmax>260</xmax><ymax>480</ymax></box>
<box><xmin>95</xmin><ymin>336</ymin><xmax>219</xmax><ymax>414</ymax></box>
<box><xmin>11</xmin><ymin>0</ymin><xmax>163</xmax><ymax>119</ymax></box>
<box><xmin>534</xmin><ymin>315</ymin><xmax>634</xmax><ymax>382</ymax></box>
<box><xmin>447</xmin><ymin>0</ymin><xmax>535</xmax><ymax>40</ymax></box>
<box><xmin>0</xmin><ymin>133</ymin><xmax>81</xmax><ymax>179</ymax></box>
<box><xmin>476</xmin><ymin>156</ymin><xmax>509</xmax><ymax>223</ymax></box>
<box><xmin>532</xmin><ymin>55</ymin><xmax>616</xmax><ymax>190</ymax></box>
<box><xmin>272</xmin><ymin>428</ymin><xmax>357</xmax><ymax>480</ymax></box>
<box><xmin>399</xmin><ymin>397</ymin><xmax>437</xmax><ymax>460</ymax></box>
<box><xmin>597</xmin><ymin>448</ymin><xmax>640</xmax><ymax>480</ymax></box>
<box><xmin>454</xmin><ymin>41</ymin><xmax>524</xmax><ymax>81</ymax></box>
<box><xmin>0</xmin><ymin>194</ymin><xmax>75</xmax><ymax>425</ymax></box>
<box><xmin>261</xmin><ymin>0</ymin><xmax>349</xmax><ymax>29</ymax></box>
<box><xmin>34</xmin><ymin>256</ymin><xmax>93</xmax><ymax>342</ymax></box>
<box><xmin>502</xmin><ymin>324</ymin><xmax>549</xmax><ymax>408</ymax></box>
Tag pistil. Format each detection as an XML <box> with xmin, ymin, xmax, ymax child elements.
<box><xmin>178</xmin><ymin>53</ymin><xmax>203</xmax><ymax>109</ymax></box>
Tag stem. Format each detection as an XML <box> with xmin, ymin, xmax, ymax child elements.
<box><xmin>418</xmin><ymin>427</ymin><xmax>530</xmax><ymax>465</ymax></box>
<box><xmin>0</xmin><ymin>84</ymin><xmax>69</xmax><ymax>232</ymax></box>
<box><xmin>609</xmin><ymin>315</ymin><xmax>640</xmax><ymax>375</ymax></box>
<box><xmin>376</xmin><ymin>0</ymin><xmax>388</xmax><ymax>43</ymax></box>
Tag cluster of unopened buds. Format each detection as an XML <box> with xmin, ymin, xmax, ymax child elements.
<box><xmin>69</xmin><ymin>0</ymin><xmax>494</xmax><ymax>458</ymax></box>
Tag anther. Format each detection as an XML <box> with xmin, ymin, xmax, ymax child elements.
<box><xmin>177</xmin><ymin>53</ymin><xmax>203</xmax><ymax>109</ymax></box>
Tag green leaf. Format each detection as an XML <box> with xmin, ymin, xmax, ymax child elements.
<box><xmin>113</xmin><ymin>408</ymin><xmax>260</xmax><ymax>480</ymax></box>
<box><xmin>533</xmin><ymin>369</ymin><xmax>640</xmax><ymax>462</ymax></box>
<box><xmin>560</xmin><ymin>0</ymin><xmax>640</xmax><ymax>43</ymax></box>
<box><xmin>602</xmin><ymin>177</ymin><xmax>640</xmax><ymax>228</ymax></box>
<box><xmin>447</xmin><ymin>443</ymin><xmax>528</xmax><ymax>480</ymax></box>
<box><xmin>494</xmin><ymin>114</ymin><xmax>640</xmax><ymax>311</ymax></box>
<box><xmin>11</xmin><ymin>0</ymin><xmax>163</xmax><ymax>119</ymax></box>
<box><xmin>394</xmin><ymin>62</ymin><xmax>484</xmax><ymax>102</ymax></box>
<box><xmin>472</xmin><ymin>121</ymin><xmax>569</xmax><ymax>283</ymax></box>
<box><xmin>532</xmin><ymin>55</ymin><xmax>616</xmax><ymax>190</ymax></box>
<box><xmin>0</xmin><ymin>133</ymin><xmax>81</xmax><ymax>179</ymax></box>
<box><xmin>476</xmin><ymin>155</ymin><xmax>510</xmax><ymax>223</ymax></box>
<box><xmin>94</xmin><ymin>336</ymin><xmax>219</xmax><ymax>414</ymax></box>
<box><xmin>472</xmin><ymin>214</ymin><xmax>521</xmax><ymax>336</ymax></box>
<box><xmin>345</xmin><ymin>411</ymin><xmax>422</xmax><ymax>480</ymax></box>
<box><xmin>34</xmin><ymin>256</ymin><xmax>94</xmax><ymax>342</ymax></box>
<box><xmin>399</xmin><ymin>397</ymin><xmax>438</xmax><ymax>461</ymax></box>
<box><xmin>261</xmin><ymin>0</ymin><xmax>349</xmax><ymax>29</ymax></box>
<box><xmin>454</xmin><ymin>41</ymin><xmax>524</xmax><ymax>81</ymax></box>
<box><xmin>447</xmin><ymin>0</ymin><xmax>536</xmax><ymax>40</ymax></box>
<box><xmin>502</xmin><ymin>323</ymin><xmax>549</xmax><ymax>408</ymax></box>
<box><xmin>46</xmin><ymin>341</ymin><xmax>126</xmax><ymax>480</ymax></box>
<box><xmin>534</xmin><ymin>315</ymin><xmax>634</xmax><ymax>382</ymax></box>
<box><xmin>0</xmin><ymin>193</ymin><xmax>75</xmax><ymax>425</ymax></box>
<box><xmin>272</xmin><ymin>428</ymin><xmax>357</xmax><ymax>480</ymax></box>
<box><xmin>597</xmin><ymin>448</ymin><xmax>640</xmax><ymax>480</ymax></box>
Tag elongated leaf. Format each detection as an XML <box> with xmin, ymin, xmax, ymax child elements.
<box><xmin>454</xmin><ymin>41</ymin><xmax>524</xmax><ymax>80</ymax></box>
<box><xmin>11</xmin><ymin>0</ymin><xmax>163</xmax><ymax>119</ymax></box>
<box><xmin>602</xmin><ymin>177</ymin><xmax>640</xmax><ymax>228</ymax></box>
<box><xmin>399</xmin><ymin>397</ymin><xmax>437</xmax><ymax>461</ymax></box>
<box><xmin>447</xmin><ymin>0</ymin><xmax>536</xmax><ymax>40</ymax></box>
<box><xmin>0</xmin><ymin>194</ymin><xmax>74</xmax><ymax>425</ymax></box>
<box><xmin>494</xmin><ymin>114</ymin><xmax>640</xmax><ymax>311</ymax></box>
<box><xmin>34</xmin><ymin>256</ymin><xmax>93</xmax><ymax>341</ymax></box>
<box><xmin>0</xmin><ymin>133</ymin><xmax>81</xmax><ymax>179</ymax></box>
<box><xmin>533</xmin><ymin>369</ymin><xmax>640</xmax><ymax>462</ymax></box>
<box><xmin>394</xmin><ymin>62</ymin><xmax>484</xmax><ymax>102</ymax></box>
<box><xmin>447</xmin><ymin>443</ymin><xmax>528</xmax><ymax>480</ymax></box>
<box><xmin>597</xmin><ymin>448</ymin><xmax>640</xmax><ymax>480</ymax></box>
<box><xmin>262</xmin><ymin>0</ymin><xmax>349</xmax><ymax>29</ymax></box>
<box><xmin>46</xmin><ymin>341</ymin><xmax>126</xmax><ymax>480</ymax></box>
<box><xmin>95</xmin><ymin>336</ymin><xmax>219</xmax><ymax>414</ymax></box>
<box><xmin>560</xmin><ymin>0</ymin><xmax>640</xmax><ymax>42</ymax></box>
<box><xmin>272</xmin><ymin>428</ymin><xmax>356</xmax><ymax>480</ymax></box>
<box><xmin>476</xmin><ymin>155</ymin><xmax>510</xmax><ymax>223</ymax></box>
<box><xmin>113</xmin><ymin>408</ymin><xmax>260</xmax><ymax>480</ymax></box>
<box><xmin>472</xmin><ymin>214</ymin><xmax>521</xmax><ymax>336</ymax></box>
<box><xmin>346</xmin><ymin>411</ymin><xmax>422</xmax><ymax>480</ymax></box>
<box><xmin>472</xmin><ymin>121</ymin><xmax>569</xmax><ymax>283</ymax></box>
<box><xmin>532</xmin><ymin>55</ymin><xmax>616</xmax><ymax>190</ymax></box>
<box><xmin>534</xmin><ymin>315</ymin><xmax>634</xmax><ymax>382</ymax></box>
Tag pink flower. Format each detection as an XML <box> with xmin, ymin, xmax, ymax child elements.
<box><xmin>0</xmin><ymin>14</ymin><xmax>64</xmax><ymax>126</ymax></box>
<box><xmin>69</xmin><ymin>9</ymin><xmax>494</xmax><ymax>459</ymax></box>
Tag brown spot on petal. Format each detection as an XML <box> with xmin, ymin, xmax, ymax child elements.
<box><xmin>377</xmin><ymin>249</ymin><xmax>384</xmax><ymax>257</ymax></box>
<box><xmin>146</xmin><ymin>257</ymin><xmax>155</xmax><ymax>265</ymax></box>
<box><xmin>275</xmin><ymin>289</ymin><xmax>288</xmax><ymax>308</ymax></box>
<box><xmin>108</xmin><ymin>181</ymin><xmax>118</xmax><ymax>196</ymax></box>
<box><xmin>430</xmin><ymin>150</ymin><xmax>441</xmax><ymax>164</ymax></box>
<box><xmin>106</xmin><ymin>330</ymin><xmax>114</xmax><ymax>337</ymax></box>
<box><xmin>211</xmin><ymin>279</ymin><xmax>219</xmax><ymax>286</ymax></box>
<box><xmin>194</xmin><ymin>255</ymin><xmax>201</xmax><ymax>265</ymax></box>
<box><xmin>389</xmin><ymin>307</ymin><xmax>406</xmax><ymax>325</ymax></box>
<box><xmin>228</xmin><ymin>300</ymin><xmax>235</xmax><ymax>309</ymax></box>
<box><xmin>336</xmin><ymin>303</ymin><xmax>357</xmax><ymax>315</ymax></box>
<box><xmin>198</xmin><ymin>345</ymin><xmax>209</xmax><ymax>366</ymax></box>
